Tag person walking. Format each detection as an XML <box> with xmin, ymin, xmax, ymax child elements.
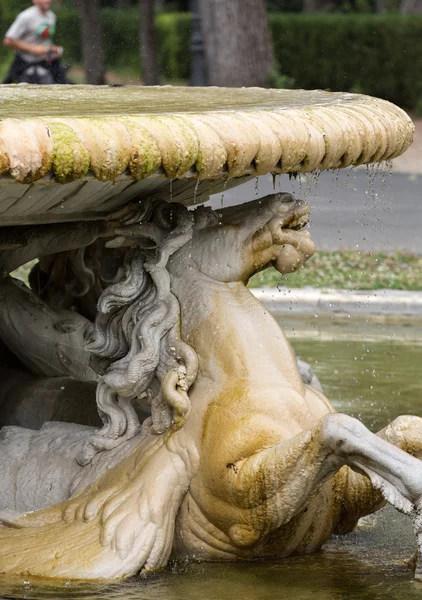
<box><xmin>3</xmin><ymin>0</ymin><xmax>70</xmax><ymax>84</ymax></box>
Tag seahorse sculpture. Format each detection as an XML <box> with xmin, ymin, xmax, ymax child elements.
<box><xmin>0</xmin><ymin>193</ymin><xmax>422</xmax><ymax>582</ymax></box>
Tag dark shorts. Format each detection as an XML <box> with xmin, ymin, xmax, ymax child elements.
<box><xmin>3</xmin><ymin>54</ymin><xmax>71</xmax><ymax>84</ymax></box>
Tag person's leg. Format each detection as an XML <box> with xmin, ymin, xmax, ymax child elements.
<box><xmin>48</xmin><ymin>59</ymin><xmax>74</xmax><ymax>84</ymax></box>
<box><xmin>3</xmin><ymin>55</ymin><xmax>26</xmax><ymax>84</ymax></box>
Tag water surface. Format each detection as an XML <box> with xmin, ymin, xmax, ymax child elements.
<box><xmin>0</xmin><ymin>86</ymin><xmax>368</xmax><ymax>118</ymax></box>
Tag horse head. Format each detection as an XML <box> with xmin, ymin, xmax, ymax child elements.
<box><xmin>169</xmin><ymin>192</ymin><xmax>316</xmax><ymax>284</ymax></box>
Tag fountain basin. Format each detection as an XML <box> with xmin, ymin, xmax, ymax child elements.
<box><xmin>0</xmin><ymin>85</ymin><xmax>413</xmax><ymax>225</ymax></box>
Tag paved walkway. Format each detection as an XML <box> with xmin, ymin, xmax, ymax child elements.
<box><xmin>252</xmin><ymin>287</ymin><xmax>422</xmax><ymax>318</ymax></box>
<box><xmin>212</xmin><ymin>170</ymin><xmax>422</xmax><ymax>254</ymax></box>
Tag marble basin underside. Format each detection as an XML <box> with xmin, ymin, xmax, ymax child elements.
<box><xmin>0</xmin><ymin>85</ymin><xmax>414</xmax><ymax>225</ymax></box>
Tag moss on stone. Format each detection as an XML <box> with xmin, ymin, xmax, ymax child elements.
<box><xmin>122</xmin><ymin>118</ymin><xmax>162</xmax><ymax>180</ymax></box>
<box><xmin>48</xmin><ymin>121</ymin><xmax>89</xmax><ymax>184</ymax></box>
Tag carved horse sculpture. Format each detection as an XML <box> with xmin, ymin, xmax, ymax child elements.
<box><xmin>0</xmin><ymin>193</ymin><xmax>422</xmax><ymax>581</ymax></box>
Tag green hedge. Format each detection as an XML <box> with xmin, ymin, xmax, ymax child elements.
<box><xmin>270</xmin><ymin>14</ymin><xmax>422</xmax><ymax>110</ymax></box>
<box><xmin>50</xmin><ymin>8</ymin><xmax>192</xmax><ymax>81</ymax></box>
<box><xmin>1</xmin><ymin>10</ymin><xmax>421</xmax><ymax>109</ymax></box>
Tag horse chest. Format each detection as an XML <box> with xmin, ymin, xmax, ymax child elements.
<box><xmin>173</xmin><ymin>480</ymin><xmax>341</xmax><ymax>562</ymax></box>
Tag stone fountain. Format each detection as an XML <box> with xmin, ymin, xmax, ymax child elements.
<box><xmin>0</xmin><ymin>85</ymin><xmax>420</xmax><ymax>583</ymax></box>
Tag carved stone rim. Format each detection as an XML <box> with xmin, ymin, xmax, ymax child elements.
<box><xmin>0</xmin><ymin>86</ymin><xmax>414</xmax><ymax>185</ymax></box>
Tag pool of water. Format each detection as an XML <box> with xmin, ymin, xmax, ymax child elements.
<box><xmin>1</xmin><ymin>321</ymin><xmax>422</xmax><ymax>600</ymax></box>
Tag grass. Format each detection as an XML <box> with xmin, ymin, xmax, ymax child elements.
<box><xmin>248</xmin><ymin>250</ymin><xmax>422</xmax><ymax>291</ymax></box>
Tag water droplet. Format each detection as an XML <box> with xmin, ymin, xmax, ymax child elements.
<box><xmin>193</xmin><ymin>178</ymin><xmax>200</xmax><ymax>204</ymax></box>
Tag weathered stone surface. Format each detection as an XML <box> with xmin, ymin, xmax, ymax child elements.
<box><xmin>0</xmin><ymin>85</ymin><xmax>414</xmax><ymax>224</ymax></box>
<box><xmin>0</xmin><ymin>87</ymin><xmax>420</xmax><ymax>583</ymax></box>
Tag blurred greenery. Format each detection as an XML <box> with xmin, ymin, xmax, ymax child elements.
<box><xmin>265</xmin><ymin>66</ymin><xmax>296</xmax><ymax>89</ymax></box>
<box><xmin>0</xmin><ymin>0</ymin><xmax>405</xmax><ymax>15</ymax></box>
<box><xmin>415</xmin><ymin>96</ymin><xmax>422</xmax><ymax>117</ymax></box>
<box><xmin>270</xmin><ymin>13</ymin><xmax>422</xmax><ymax>109</ymax></box>
<box><xmin>1</xmin><ymin>7</ymin><xmax>421</xmax><ymax>109</ymax></box>
<box><xmin>249</xmin><ymin>251</ymin><xmax>422</xmax><ymax>290</ymax></box>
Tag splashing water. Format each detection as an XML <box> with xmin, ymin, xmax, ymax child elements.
<box><xmin>304</xmin><ymin>169</ymin><xmax>321</xmax><ymax>198</ymax></box>
<box><xmin>366</xmin><ymin>163</ymin><xmax>381</xmax><ymax>202</ymax></box>
<box><xmin>193</xmin><ymin>178</ymin><xmax>200</xmax><ymax>204</ymax></box>
<box><xmin>344</xmin><ymin>167</ymin><xmax>352</xmax><ymax>188</ymax></box>
<box><xmin>220</xmin><ymin>178</ymin><xmax>230</xmax><ymax>208</ymax></box>
<box><xmin>330</xmin><ymin>168</ymin><xmax>340</xmax><ymax>196</ymax></box>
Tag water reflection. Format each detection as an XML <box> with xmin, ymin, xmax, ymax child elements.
<box><xmin>291</xmin><ymin>330</ymin><xmax>422</xmax><ymax>432</ymax></box>
<box><xmin>1</xmin><ymin>329</ymin><xmax>421</xmax><ymax>600</ymax></box>
<box><xmin>1</xmin><ymin>539</ymin><xmax>421</xmax><ymax>600</ymax></box>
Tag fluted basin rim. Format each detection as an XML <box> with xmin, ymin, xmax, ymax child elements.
<box><xmin>0</xmin><ymin>85</ymin><xmax>414</xmax><ymax>185</ymax></box>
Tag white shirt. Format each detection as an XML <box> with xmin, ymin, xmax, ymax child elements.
<box><xmin>5</xmin><ymin>6</ymin><xmax>56</xmax><ymax>64</ymax></box>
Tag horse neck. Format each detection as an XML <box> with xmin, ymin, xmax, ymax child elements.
<box><xmin>172</xmin><ymin>273</ymin><xmax>301</xmax><ymax>388</ymax></box>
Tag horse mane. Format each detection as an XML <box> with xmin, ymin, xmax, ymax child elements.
<box><xmin>77</xmin><ymin>200</ymin><xmax>199</xmax><ymax>465</ymax></box>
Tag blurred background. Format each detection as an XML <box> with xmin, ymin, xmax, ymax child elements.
<box><xmin>0</xmin><ymin>0</ymin><xmax>421</xmax><ymax>115</ymax></box>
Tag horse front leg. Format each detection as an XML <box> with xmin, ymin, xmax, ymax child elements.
<box><xmin>230</xmin><ymin>413</ymin><xmax>422</xmax><ymax>575</ymax></box>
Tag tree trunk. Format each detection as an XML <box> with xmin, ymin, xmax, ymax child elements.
<box><xmin>400</xmin><ymin>0</ymin><xmax>422</xmax><ymax>12</ymax></box>
<box><xmin>198</xmin><ymin>0</ymin><xmax>274</xmax><ymax>87</ymax></box>
<box><xmin>140</xmin><ymin>0</ymin><xmax>160</xmax><ymax>85</ymax></box>
<box><xmin>75</xmin><ymin>0</ymin><xmax>106</xmax><ymax>85</ymax></box>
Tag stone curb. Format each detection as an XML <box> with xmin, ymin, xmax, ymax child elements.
<box><xmin>251</xmin><ymin>287</ymin><xmax>422</xmax><ymax>317</ymax></box>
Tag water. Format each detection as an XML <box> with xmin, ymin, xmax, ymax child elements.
<box><xmin>0</xmin><ymin>87</ymin><xmax>373</xmax><ymax>118</ymax></box>
<box><xmin>1</xmin><ymin>327</ymin><xmax>421</xmax><ymax>599</ymax></box>
<box><xmin>291</xmin><ymin>334</ymin><xmax>422</xmax><ymax>433</ymax></box>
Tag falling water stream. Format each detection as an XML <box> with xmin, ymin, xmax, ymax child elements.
<box><xmin>209</xmin><ymin>168</ymin><xmax>422</xmax><ymax>254</ymax></box>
